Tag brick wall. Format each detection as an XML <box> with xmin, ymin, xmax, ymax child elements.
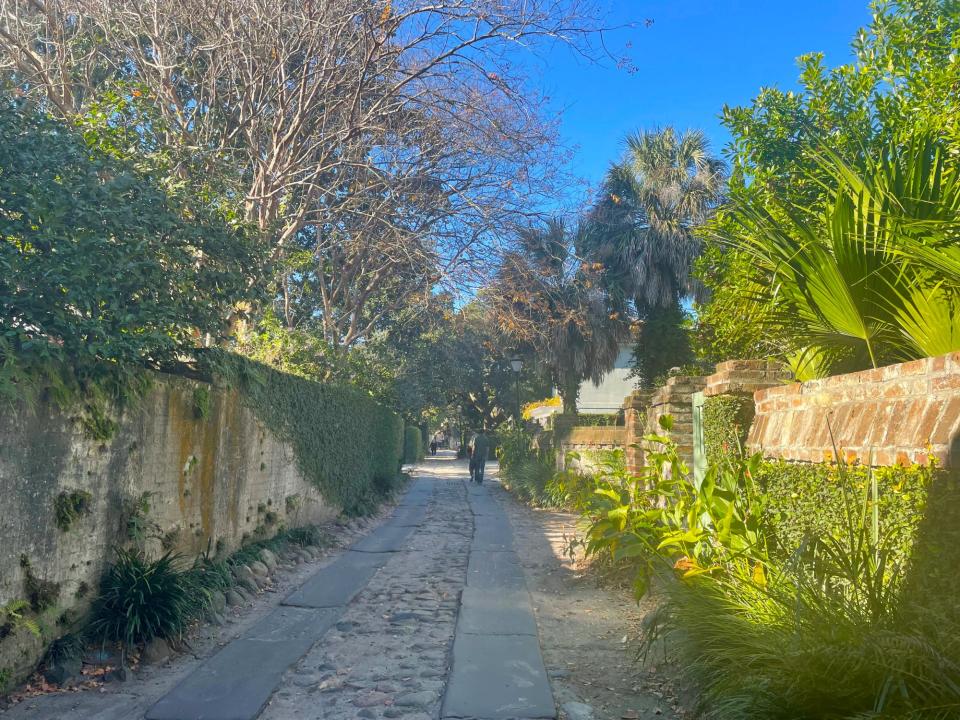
<box><xmin>704</xmin><ymin>360</ymin><xmax>794</xmax><ymax>398</ymax></box>
<box><xmin>748</xmin><ymin>352</ymin><xmax>960</xmax><ymax>466</ymax></box>
<box><xmin>645</xmin><ymin>375</ymin><xmax>707</xmax><ymax>470</ymax></box>
<box><xmin>622</xmin><ymin>391</ymin><xmax>651</xmax><ymax>474</ymax></box>
<box><xmin>560</xmin><ymin>426</ymin><xmax>626</xmax><ymax>473</ymax></box>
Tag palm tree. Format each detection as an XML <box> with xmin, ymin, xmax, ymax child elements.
<box><xmin>715</xmin><ymin>133</ymin><xmax>960</xmax><ymax>378</ymax></box>
<box><xmin>491</xmin><ymin>218</ymin><xmax>626</xmax><ymax>414</ymax></box>
<box><xmin>589</xmin><ymin>127</ymin><xmax>727</xmax><ymax>311</ymax></box>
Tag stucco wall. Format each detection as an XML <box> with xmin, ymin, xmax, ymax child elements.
<box><xmin>0</xmin><ymin>373</ymin><xmax>335</xmax><ymax>681</ymax></box>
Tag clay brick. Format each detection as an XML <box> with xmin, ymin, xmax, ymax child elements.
<box><xmin>918</xmin><ymin>401</ymin><xmax>945</xmax><ymax>445</ymax></box>
<box><xmin>902</xmin><ymin>357</ymin><xmax>930</xmax><ymax>376</ymax></box>
<box><xmin>931</xmin><ymin>374</ymin><xmax>960</xmax><ymax>392</ymax></box>
<box><xmin>930</xmin><ymin>397</ymin><xmax>960</xmax><ymax>445</ymax></box>
<box><xmin>859</xmin><ymin>368</ymin><xmax>885</xmax><ymax>384</ymax></box>
<box><xmin>929</xmin><ymin>355</ymin><xmax>948</xmax><ymax>373</ymax></box>
<box><xmin>872</xmin><ymin>449</ymin><xmax>895</xmax><ymax>466</ymax></box>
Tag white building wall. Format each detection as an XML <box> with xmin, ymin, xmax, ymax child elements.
<box><xmin>573</xmin><ymin>345</ymin><xmax>636</xmax><ymax>414</ymax></box>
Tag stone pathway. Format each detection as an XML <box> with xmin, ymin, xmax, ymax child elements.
<box><xmin>149</xmin><ymin>451</ymin><xmax>556</xmax><ymax>720</ymax></box>
<box><xmin>8</xmin><ymin>453</ymin><xmax>673</xmax><ymax>720</ymax></box>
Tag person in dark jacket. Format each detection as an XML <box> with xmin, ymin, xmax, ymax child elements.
<box><xmin>467</xmin><ymin>440</ymin><xmax>475</xmax><ymax>482</ymax></box>
<box><xmin>471</xmin><ymin>431</ymin><xmax>491</xmax><ymax>484</ymax></box>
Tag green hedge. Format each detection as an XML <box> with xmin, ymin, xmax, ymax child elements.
<box><xmin>403</xmin><ymin>426</ymin><xmax>424</xmax><ymax>464</ymax></box>
<box><xmin>571</xmin><ymin>412</ymin><xmax>623</xmax><ymax>427</ymax></box>
<box><xmin>756</xmin><ymin>459</ymin><xmax>933</xmax><ymax>565</ymax></box>
<box><xmin>205</xmin><ymin>353</ymin><xmax>403</xmax><ymax>515</ymax></box>
<box><xmin>702</xmin><ymin>394</ymin><xmax>754</xmax><ymax>464</ymax></box>
<box><xmin>702</xmin><ymin>393</ymin><xmax>936</xmax><ymax>566</ymax></box>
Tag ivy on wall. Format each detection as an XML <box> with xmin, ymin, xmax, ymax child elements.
<box><xmin>203</xmin><ymin>352</ymin><xmax>404</xmax><ymax>516</ymax></box>
<box><xmin>702</xmin><ymin>394</ymin><xmax>754</xmax><ymax>464</ymax></box>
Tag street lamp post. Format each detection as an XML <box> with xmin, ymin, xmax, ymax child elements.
<box><xmin>509</xmin><ymin>354</ymin><xmax>523</xmax><ymax>427</ymax></box>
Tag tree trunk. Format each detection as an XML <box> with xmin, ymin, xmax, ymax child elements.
<box><xmin>559</xmin><ymin>379</ymin><xmax>579</xmax><ymax>416</ymax></box>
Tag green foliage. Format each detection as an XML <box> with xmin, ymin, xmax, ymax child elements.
<box><xmin>632</xmin><ymin>302</ymin><xmax>696</xmax><ymax>388</ymax></box>
<box><xmin>53</xmin><ymin>489</ymin><xmax>93</xmax><ymax>531</ymax></box>
<box><xmin>286</xmin><ymin>525</ymin><xmax>328</xmax><ymax>548</ymax></box>
<box><xmin>547</xmin><ymin>411</ymin><xmax>954</xmax><ymax>719</ymax></box>
<box><xmin>497</xmin><ymin>429</ymin><xmax>555</xmax><ymax>506</ymax></box>
<box><xmin>202</xmin><ymin>352</ymin><xmax>403</xmax><ymax>515</ymax></box>
<box><xmin>226</xmin><ymin>524</ymin><xmax>329</xmax><ymax>569</ymax></box>
<box><xmin>192</xmin><ymin>386</ymin><xmax>211</xmax><ymax>420</ymax></box>
<box><xmin>587</xmin><ymin>127</ymin><xmax>726</xmax><ymax>311</ymax></box>
<box><xmin>702</xmin><ymin>395</ymin><xmax>754</xmax><ymax>464</ymax></box>
<box><xmin>403</xmin><ymin>426</ymin><xmax>424</xmax><ymax>464</ymax></box>
<box><xmin>756</xmin><ymin>459</ymin><xmax>932</xmax><ymax>567</ymax></box>
<box><xmin>0</xmin><ymin>599</ymin><xmax>39</xmax><ymax>640</ymax></box>
<box><xmin>0</xmin><ymin>103</ymin><xmax>265</xmax><ymax>408</ymax></box>
<box><xmin>649</xmin><ymin>362</ymin><xmax>712</xmax><ymax>391</ymax></box>
<box><xmin>568</xmin><ymin>412</ymin><xmax>622</xmax><ymax>427</ymax></box>
<box><xmin>650</xmin><ymin>463</ymin><xmax>958</xmax><ymax>720</ymax></box>
<box><xmin>89</xmin><ymin>549</ymin><xmax>194</xmax><ymax>648</ymax></box>
<box><xmin>712</xmin><ymin>134</ymin><xmax>960</xmax><ymax>377</ymax></box>
<box><xmin>699</xmin><ymin>3</ymin><xmax>960</xmax><ymax>369</ymax></box>
<box><xmin>491</xmin><ymin>219</ymin><xmax>627</xmax><ymax>415</ymax></box>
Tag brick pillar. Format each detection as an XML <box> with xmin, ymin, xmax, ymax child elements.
<box><xmin>704</xmin><ymin>360</ymin><xmax>793</xmax><ymax>399</ymax></box>
<box><xmin>622</xmin><ymin>390</ymin><xmax>651</xmax><ymax>475</ymax></box>
<box><xmin>645</xmin><ymin>376</ymin><xmax>707</xmax><ymax>470</ymax></box>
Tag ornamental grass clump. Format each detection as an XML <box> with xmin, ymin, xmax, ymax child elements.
<box><xmin>557</xmin><ymin>412</ymin><xmax>959</xmax><ymax>718</ymax></box>
<box><xmin>643</xmin><ymin>432</ymin><xmax>960</xmax><ymax>719</ymax></box>
<box><xmin>89</xmin><ymin>549</ymin><xmax>226</xmax><ymax>652</ymax></box>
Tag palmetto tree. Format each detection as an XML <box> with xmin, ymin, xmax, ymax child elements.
<box><xmin>491</xmin><ymin>218</ymin><xmax>626</xmax><ymax>414</ymax></box>
<box><xmin>716</xmin><ymin>134</ymin><xmax>960</xmax><ymax>377</ymax></box>
<box><xmin>589</xmin><ymin>127</ymin><xmax>727</xmax><ymax>311</ymax></box>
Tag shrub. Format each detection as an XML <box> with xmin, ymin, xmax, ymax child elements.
<box><xmin>756</xmin><ymin>459</ymin><xmax>932</xmax><ymax>566</ymax></box>
<box><xmin>497</xmin><ymin>429</ymin><xmax>560</xmax><ymax>507</ymax></box>
<box><xmin>702</xmin><ymin>394</ymin><xmax>753</xmax><ymax>464</ymax></box>
<box><xmin>89</xmin><ymin>549</ymin><xmax>195</xmax><ymax>649</ymax></box>
<box><xmin>403</xmin><ymin>426</ymin><xmax>423</xmax><ymax>464</ymax></box>
<box><xmin>651</xmin><ymin>467</ymin><xmax>960</xmax><ymax>720</ymax></box>
<box><xmin>0</xmin><ymin>104</ymin><xmax>265</xmax><ymax>406</ymax></box>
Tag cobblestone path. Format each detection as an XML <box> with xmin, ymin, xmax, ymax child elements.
<box><xmin>151</xmin><ymin>451</ymin><xmax>556</xmax><ymax>720</ymax></box>
<box><xmin>6</xmin><ymin>454</ymin><xmax>569</xmax><ymax>720</ymax></box>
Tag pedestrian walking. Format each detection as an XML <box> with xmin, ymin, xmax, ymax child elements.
<box><xmin>467</xmin><ymin>440</ymin><xmax>476</xmax><ymax>482</ymax></box>
<box><xmin>472</xmin><ymin>430</ymin><xmax>490</xmax><ymax>484</ymax></box>
<box><xmin>429</xmin><ymin>439</ymin><xmax>438</xmax><ymax>456</ymax></box>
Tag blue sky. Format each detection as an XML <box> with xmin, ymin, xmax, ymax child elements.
<box><xmin>537</xmin><ymin>1</ymin><xmax>872</xmax><ymax>192</ymax></box>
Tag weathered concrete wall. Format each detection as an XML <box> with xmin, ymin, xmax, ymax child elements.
<box><xmin>0</xmin><ymin>374</ymin><xmax>335</xmax><ymax>682</ymax></box>
<box><xmin>748</xmin><ymin>352</ymin><xmax>960</xmax><ymax>466</ymax></box>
